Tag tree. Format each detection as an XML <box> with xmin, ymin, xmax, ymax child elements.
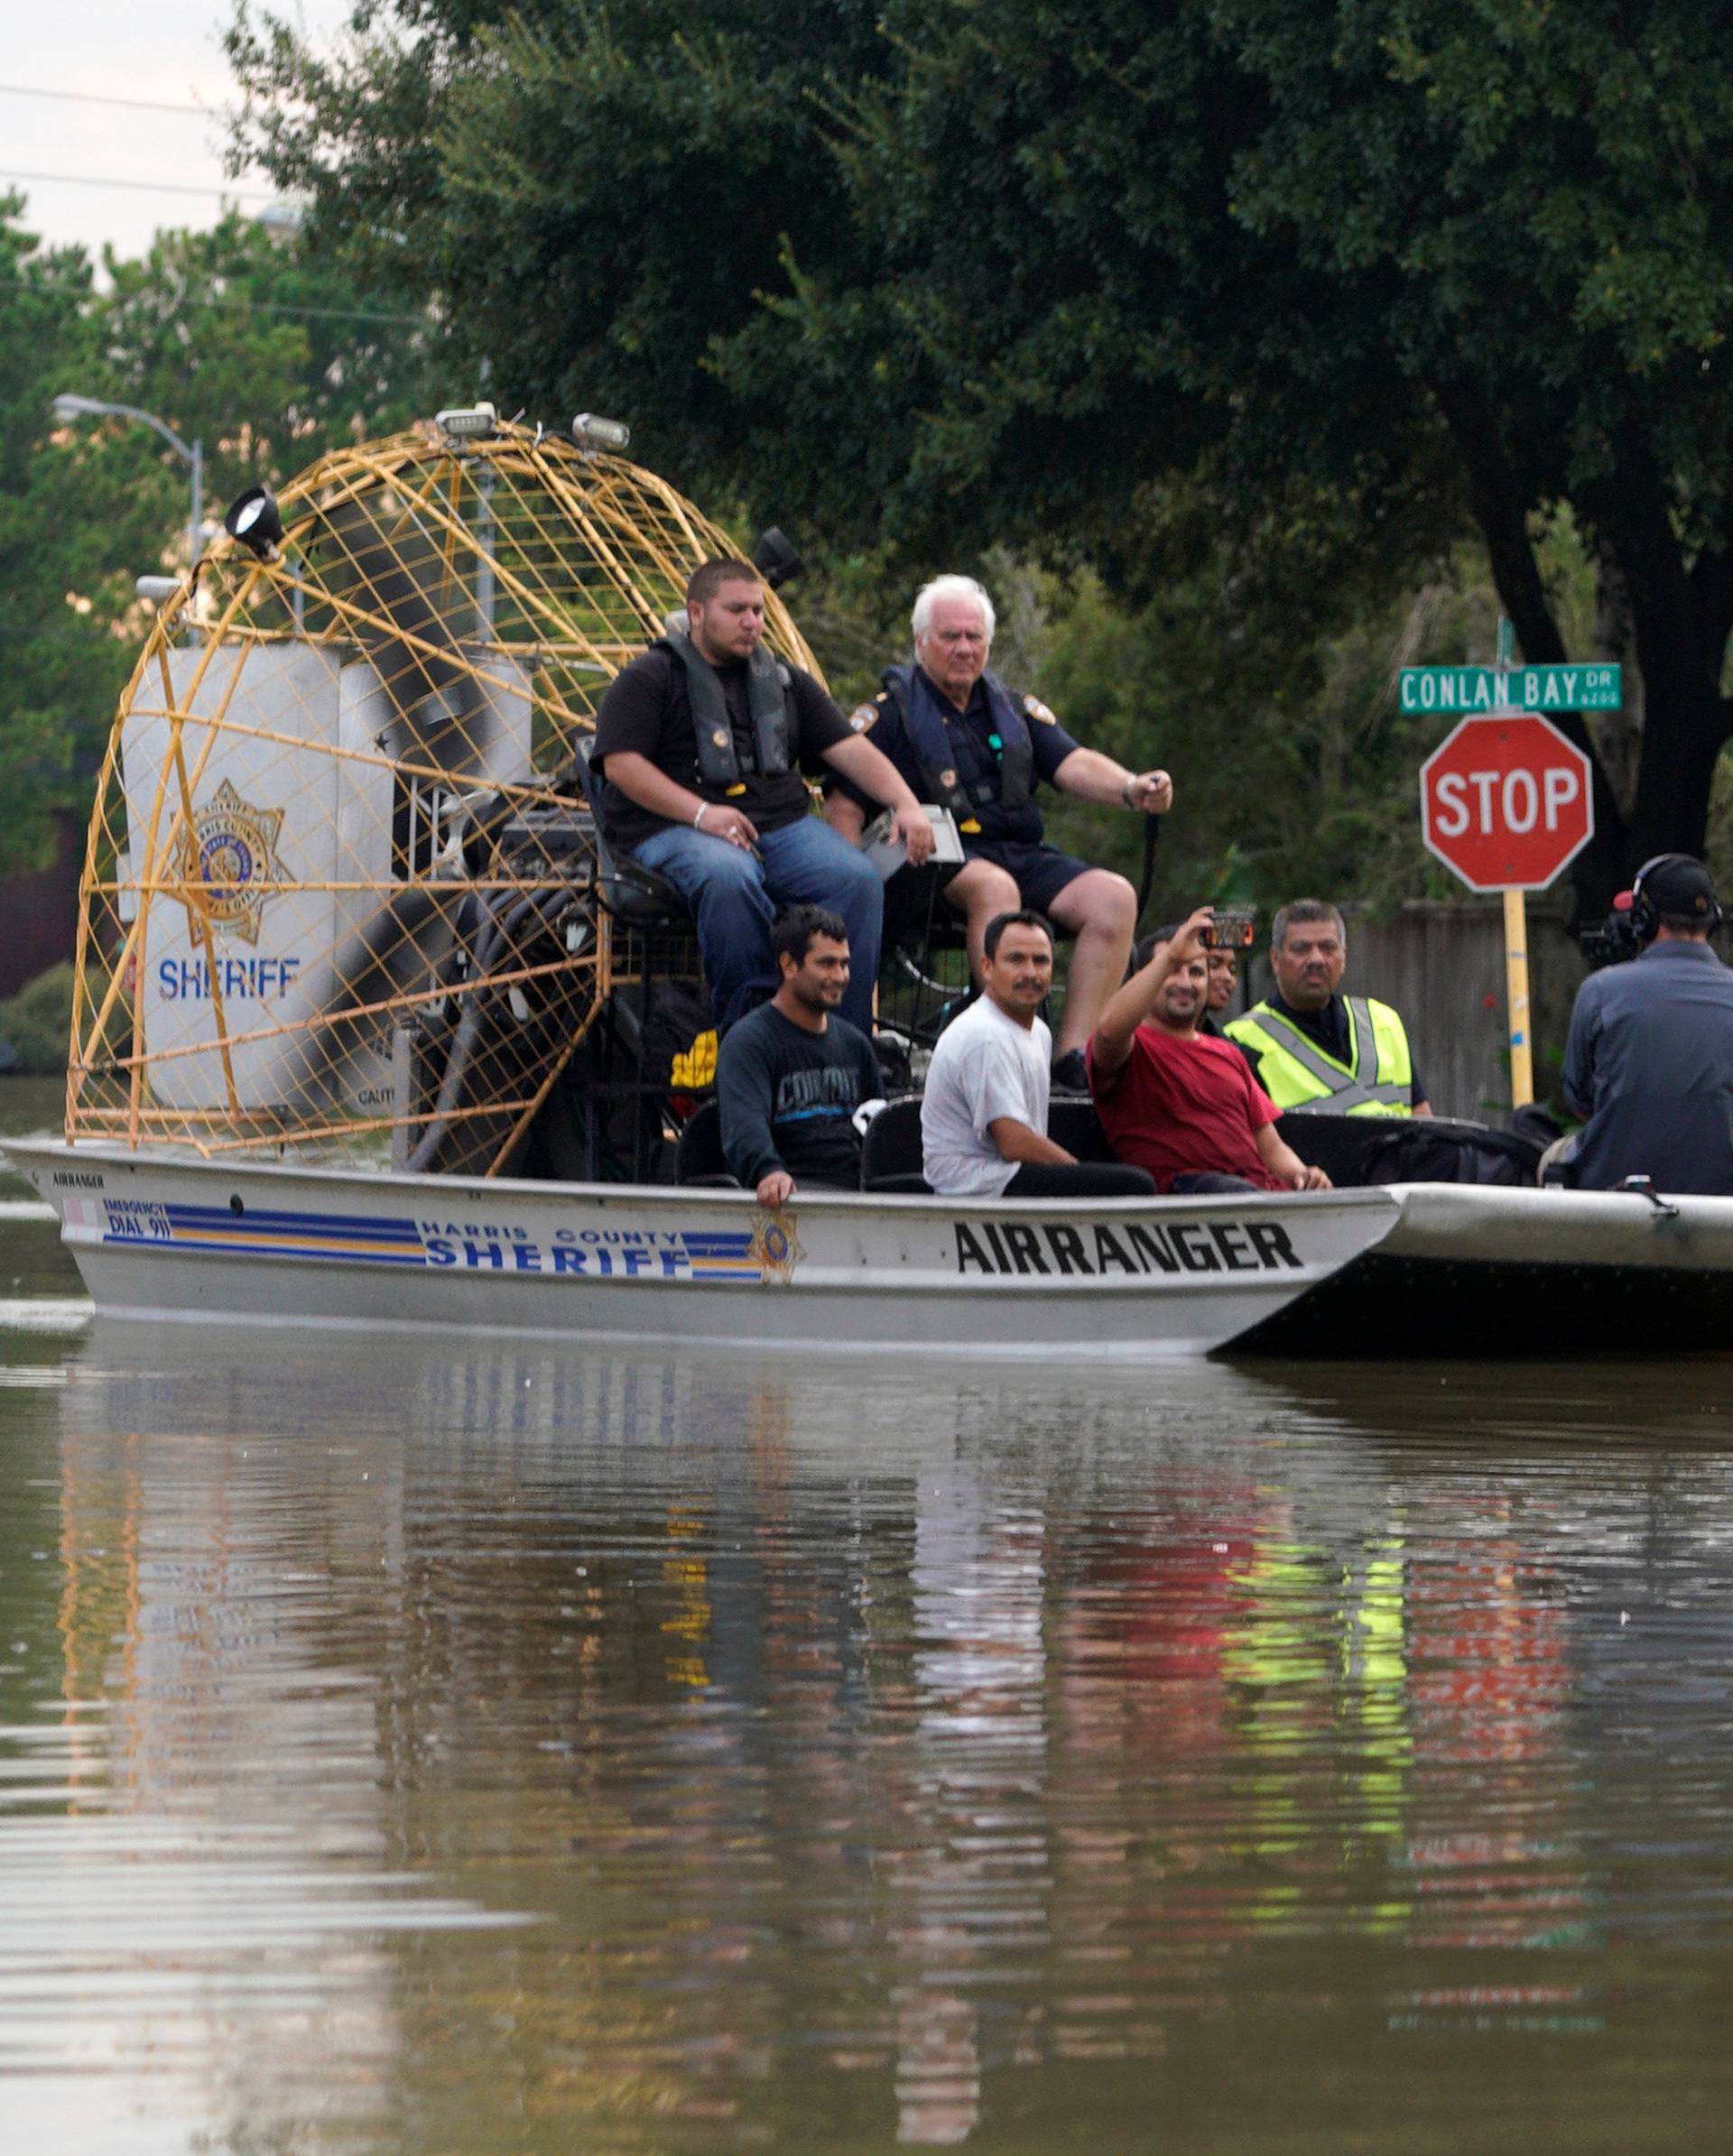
<box><xmin>753</xmin><ymin>0</ymin><xmax>1733</xmax><ymax>909</ymax></box>
<box><xmin>227</xmin><ymin>0</ymin><xmax>892</xmax><ymax>484</ymax></box>
<box><xmin>95</xmin><ymin>211</ymin><xmax>440</xmax><ymax>556</ymax></box>
<box><xmin>232</xmin><ymin>1</ymin><xmax>1733</xmax><ymax>909</ymax></box>
<box><xmin>0</xmin><ymin>199</ymin><xmax>160</xmax><ymax>872</ymax></box>
<box><xmin>0</xmin><ymin>196</ymin><xmax>440</xmax><ymax>874</ymax></box>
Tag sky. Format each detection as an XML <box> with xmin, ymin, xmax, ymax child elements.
<box><xmin>5</xmin><ymin>0</ymin><xmax>356</xmax><ymax>269</ymax></box>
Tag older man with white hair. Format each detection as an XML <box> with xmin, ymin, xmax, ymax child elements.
<box><xmin>823</xmin><ymin>574</ymin><xmax>1172</xmax><ymax>1083</ymax></box>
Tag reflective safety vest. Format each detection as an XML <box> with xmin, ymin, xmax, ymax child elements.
<box><xmin>1224</xmin><ymin>997</ymin><xmax>1415</xmax><ymax>1115</ymax></box>
<box><xmin>657</xmin><ymin>632</ymin><xmax>792</xmax><ymax>793</ymax></box>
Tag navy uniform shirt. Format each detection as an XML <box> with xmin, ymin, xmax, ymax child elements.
<box><xmin>828</xmin><ymin>670</ymin><xmax>1081</xmax><ymax>843</ymax></box>
<box><xmin>1562</xmin><ymin>939</ymin><xmax>1733</xmax><ymax>1193</ymax></box>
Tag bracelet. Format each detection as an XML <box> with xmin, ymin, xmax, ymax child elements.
<box><xmin>693</xmin><ymin>803</ymin><xmax>707</xmax><ymax>830</ymax></box>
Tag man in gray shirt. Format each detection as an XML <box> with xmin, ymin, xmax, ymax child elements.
<box><xmin>1562</xmin><ymin>855</ymin><xmax>1733</xmax><ymax>1193</ymax></box>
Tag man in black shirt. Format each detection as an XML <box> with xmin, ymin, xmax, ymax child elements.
<box><xmin>594</xmin><ymin>559</ymin><xmax>931</xmax><ymax>1034</ymax></box>
<box><xmin>716</xmin><ymin>906</ymin><xmax>883</xmax><ymax>1205</ymax></box>
<box><xmin>821</xmin><ymin>573</ymin><xmax>1172</xmax><ymax>1085</ymax></box>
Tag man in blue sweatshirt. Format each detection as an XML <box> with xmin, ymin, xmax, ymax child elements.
<box><xmin>715</xmin><ymin>906</ymin><xmax>883</xmax><ymax>1206</ymax></box>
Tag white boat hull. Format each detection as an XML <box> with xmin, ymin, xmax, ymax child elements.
<box><xmin>1236</xmin><ymin>1180</ymin><xmax>1733</xmax><ymax>1356</ymax></box>
<box><xmin>5</xmin><ymin>1140</ymin><xmax>1401</xmax><ymax>1358</ymax></box>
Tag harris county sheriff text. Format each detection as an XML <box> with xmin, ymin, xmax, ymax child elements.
<box><xmin>954</xmin><ymin>1217</ymin><xmax>1302</xmax><ymax>1278</ymax></box>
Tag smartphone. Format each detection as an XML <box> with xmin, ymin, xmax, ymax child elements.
<box><xmin>1200</xmin><ymin>906</ymin><xmax>1257</xmax><ymax>950</ymax></box>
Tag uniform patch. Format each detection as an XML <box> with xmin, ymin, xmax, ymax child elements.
<box><xmin>848</xmin><ymin>702</ymin><xmax>877</xmax><ymax>733</ymax></box>
<box><xmin>1024</xmin><ymin>694</ymin><xmax>1058</xmax><ymax>726</ymax></box>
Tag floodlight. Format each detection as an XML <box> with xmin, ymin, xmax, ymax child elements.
<box><xmin>752</xmin><ymin>525</ymin><xmax>803</xmax><ymax>591</ymax></box>
<box><xmin>134</xmin><ymin>576</ymin><xmax>181</xmax><ymax>604</ymax></box>
<box><xmin>436</xmin><ymin>401</ymin><xmax>498</xmax><ymax>440</ymax></box>
<box><xmin>571</xmin><ymin>412</ymin><xmax>631</xmax><ymax>452</ymax></box>
<box><xmin>223</xmin><ymin>484</ymin><xmax>284</xmax><ymax>560</ymax></box>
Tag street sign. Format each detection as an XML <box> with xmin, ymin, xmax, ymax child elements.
<box><xmin>1420</xmin><ymin>712</ymin><xmax>1594</xmax><ymax>893</ymax></box>
<box><xmin>1399</xmin><ymin>662</ymin><xmax>1621</xmax><ymax>715</ymax></box>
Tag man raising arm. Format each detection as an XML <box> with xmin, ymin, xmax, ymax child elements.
<box><xmin>1090</xmin><ymin>909</ymin><xmax>1331</xmax><ymax>1194</ymax></box>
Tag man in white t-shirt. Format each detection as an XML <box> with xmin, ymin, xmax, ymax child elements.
<box><xmin>920</xmin><ymin>911</ymin><xmax>1157</xmax><ymax>1198</ymax></box>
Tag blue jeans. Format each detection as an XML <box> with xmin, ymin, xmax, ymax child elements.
<box><xmin>634</xmin><ymin>815</ymin><xmax>884</xmax><ymax>1034</ymax></box>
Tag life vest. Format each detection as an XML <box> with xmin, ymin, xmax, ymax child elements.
<box><xmin>657</xmin><ymin>632</ymin><xmax>792</xmax><ymax>793</ymax></box>
<box><xmin>1223</xmin><ymin>997</ymin><xmax>1415</xmax><ymax>1115</ymax></box>
<box><xmin>882</xmin><ymin>664</ymin><xmax>1034</xmax><ymax>825</ymax></box>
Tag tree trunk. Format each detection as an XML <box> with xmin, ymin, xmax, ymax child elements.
<box><xmin>1432</xmin><ymin>379</ymin><xmax>1733</xmax><ymax>921</ymax></box>
<box><xmin>1429</xmin><ymin>375</ymin><xmax>1629</xmax><ymax>921</ymax></box>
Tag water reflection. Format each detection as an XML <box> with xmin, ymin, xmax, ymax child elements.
<box><xmin>3</xmin><ymin>1327</ymin><xmax>1733</xmax><ymax>2149</ymax></box>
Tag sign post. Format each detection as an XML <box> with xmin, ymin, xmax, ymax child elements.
<box><xmin>1414</xmin><ymin>621</ymin><xmax>1600</xmax><ymax>1110</ymax></box>
<box><xmin>1503</xmin><ymin>888</ymin><xmax>1532</xmax><ymax>1107</ymax></box>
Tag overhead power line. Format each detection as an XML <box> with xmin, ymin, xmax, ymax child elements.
<box><xmin>0</xmin><ymin>81</ymin><xmax>212</xmax><ymax>118</ymax></box>
<box><xmin>0</xmin><ymin>169</ymin><xmax>275</xmax><ymax>203</ymax></box>
<box><xmin>0</xmin><ymin>268</ymin><xmax>432</xmax><ymax>329</ymax></box>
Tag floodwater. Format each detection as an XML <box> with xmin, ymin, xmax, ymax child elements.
<box><xmin>2</xmin><ymin>1083</ymin><xmax>1733</xmax><ymax>2151</ymax></box>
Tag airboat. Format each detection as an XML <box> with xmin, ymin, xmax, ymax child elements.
<box><xmin>7</xmin><ymin>408</ymin><xmax>1733</xmax><ymax>1358</ymax></box>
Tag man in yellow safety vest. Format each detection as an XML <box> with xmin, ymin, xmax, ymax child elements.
<box><xmin>1223</xmin><ymin>900</ymin><xmax>1432</xmax><ymax>1117</ymax></box>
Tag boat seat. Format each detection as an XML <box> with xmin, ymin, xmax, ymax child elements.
<box><xmin>1273</xmin><ymin>1111</ymin><xmax>1388</xmax><ymax>1189</ymax></box>
<box><xmin>860</xmin><ymin>1094</ymin><xmax>931</xmax><ymax>1193</ymax></box>
<box><xmin>1048</xmin><ymin>1093</ymin><xmax>1117</xmax><ymax>1165</ymax></box>
<box><xmin>573</xmin><ymin>736</ymin><xmax>691</xmax><ymax>927</ymax></box>
<box><xmin>673</xmin><ymin>1099</ymin><xmax>739</xmax><ymax>1188</ymax></box>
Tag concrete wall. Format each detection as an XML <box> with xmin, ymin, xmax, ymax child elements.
<box><xmin>1239</xmin><ymin>898</ymin><xmax>1589</xmax><ymax>1125</ymax></box>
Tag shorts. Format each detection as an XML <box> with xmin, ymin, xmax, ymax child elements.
<box><xmin>960</xmin><ymin>837</ymin><xmax>1093</xmax><ymax>917</ymax></box>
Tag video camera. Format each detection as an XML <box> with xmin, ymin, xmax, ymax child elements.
<box><xmin>1579</xmin><ymin>892</ymin><xmax>1642</xmax><ymax>967</ymax></box>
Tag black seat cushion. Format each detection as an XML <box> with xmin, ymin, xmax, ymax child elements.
<box><xmin>1048</xmin><ymin>1094</ymin><xmax>1116</xmax><ymax>1165</ymax></box>
<box><xmin>860</xmin><ymin>1096</ymin><xmax>930</xmax><ymax>1192</ymax></box>
<box><xmin>1274</xmin><ymin>1111</ymin><xmax>1389</xmax><ymax>1189</ymax></box>
<box><xmin>573</xmin><ymin>736</ymin><xmax>690</xmax><ymax>925</ymax></box>
<box><xmin>673</xmin><ymin>1099</ymin><xmax>739</xmax><ymax>1187</ymax></box>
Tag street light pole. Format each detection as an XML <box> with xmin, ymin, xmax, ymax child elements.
<box><xmin>51</xmin><ymin>393</ymin><xmax>207</xmax><ymax>567</ymax></box>
<box><xmin>190</xmin><ymin>437</ymin><xmax>202</xmax><ymax>573</ymax></box>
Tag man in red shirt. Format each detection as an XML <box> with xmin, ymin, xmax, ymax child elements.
<box><xmin>1088</xmin><ymin>911</ymin><xmax>1332</xmax><ymax>1194</ymax></box>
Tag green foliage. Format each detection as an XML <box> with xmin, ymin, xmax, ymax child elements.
<box><xmin>227</xmin><ymin>0</ymin><xmax>891</xmax><ymax>487</ymax></box>
<box><xmin>229</xmin><ymin>0</ymin><xmax>1733</xmax><ymax>908</ymax></box>
<box><xmin>97</xmin><ymin>214</ymin><xmax>438</xmax><ymax>508</ymax></box>
<box><xmin>0</xmin><ymin>200</ymin><xmax>152</xmax><ymax>874</ymax></box>
<box><xmin>0</xmin><ymin>962</ymin><xmax>74</xmax><ymax>1075</ymax></box>
<box><xmin>0</xmin><ymin>195</ymin><xmax>440</xmax><ymax>874</ymax></box>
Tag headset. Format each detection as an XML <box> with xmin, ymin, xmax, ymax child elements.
<box><xmin>1626</xmin><ymin>853</ymin><xmax>1724</xmax><ymax>944</ymax></box>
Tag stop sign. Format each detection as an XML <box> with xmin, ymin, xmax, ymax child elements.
<box><xmin>1420</xmin><ymin>713</ymin><xmax>1594</xmax><ymax>892</ymax></box>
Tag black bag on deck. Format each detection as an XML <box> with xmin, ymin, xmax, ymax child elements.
<box><xmin>1358</xmin><ymin>1118</ymin><xmax>1543</xmax><ymax>1187</ymax></box>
